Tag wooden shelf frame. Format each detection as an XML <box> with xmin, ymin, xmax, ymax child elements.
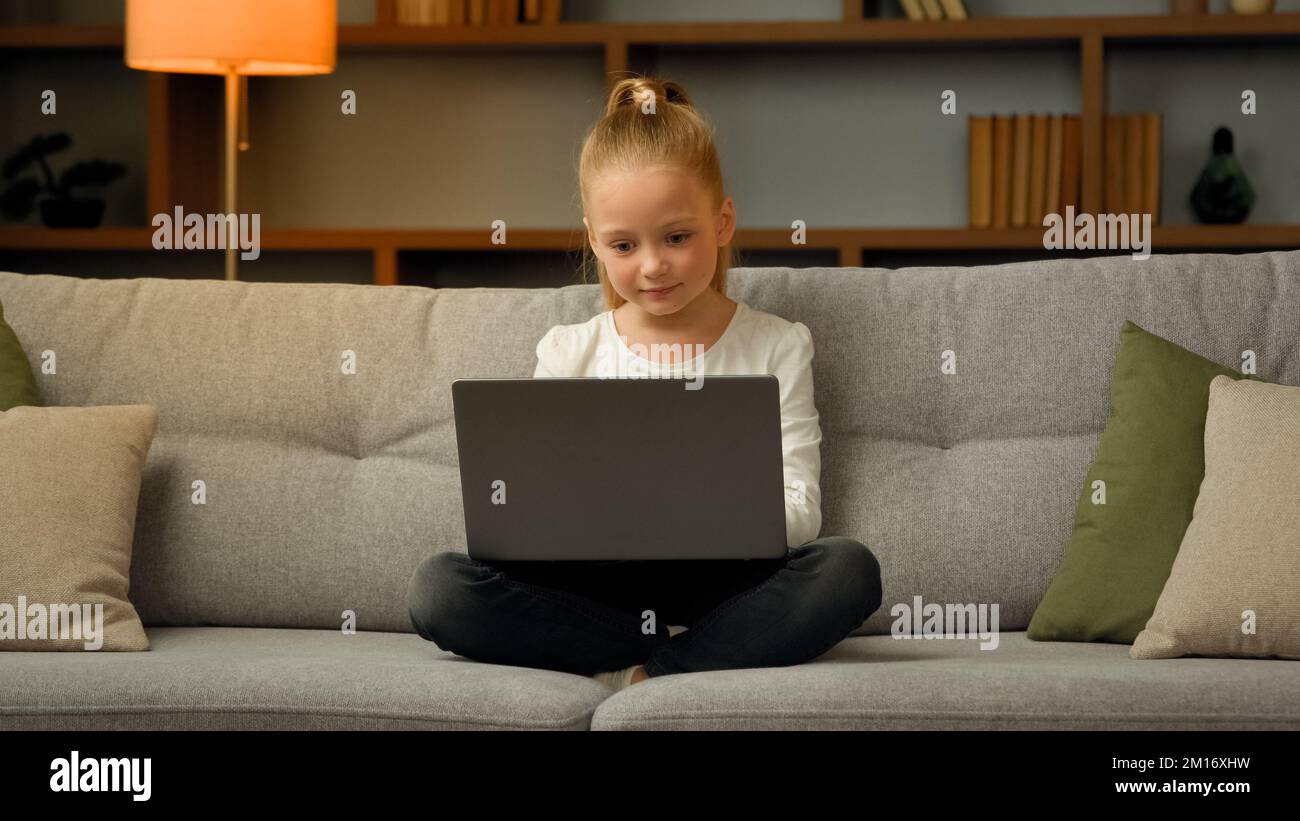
<box><xmin>2</xmin><ymin>6</ymin><xmax>1299</xmax><ymax>282</ymax></box>
<box><xmin>5</xmin><ymin>11</ymin><xmax>1300</xmax><ymax>49</ymax></box>
<box><xmin>4</xmin><ymin>224</ymin><xmax>1298</xmax><ymax>268</ymax></box>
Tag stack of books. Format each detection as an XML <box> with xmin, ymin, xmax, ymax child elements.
<box><xmin>968</xmin><ymin>112</ymin><xmax>1162</xmax><ymax>229</ymax></box>
<box><xmin>898</xmin><ymin>0</ymin><xmax>969</xmax><ymax>20</ymax></box>
<box><xmin>1104</xmin><ymin>113</ymin><xmax>1163</xmax><ymax>222</ymax></box>
<box><xmin>969</xmin><ymin>114</ymin><xmax>1080</xmax><ymax>230</ymax></box>
<box><xmin>395</xmin><ymin>0</ymin><xmax>562</xmax><ymax>26</ymax></box>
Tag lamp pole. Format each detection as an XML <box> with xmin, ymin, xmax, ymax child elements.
<box><xmin>224</xmin><ymin>66</ymin><xmax>238</xmax><ymax>281</ymax></box>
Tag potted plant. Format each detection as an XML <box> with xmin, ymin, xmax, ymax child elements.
<box><xmin>0</xmin><ymin>133</ymin><xmax>126</xmax><ymax>229</ymax></box>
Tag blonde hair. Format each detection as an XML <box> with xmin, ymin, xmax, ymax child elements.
<box><xmin>577</xmin><ymin>75</ymin><xmax>735</xmax><ymax>311</ymax></box>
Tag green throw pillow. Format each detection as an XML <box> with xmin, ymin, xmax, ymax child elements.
<box><xmin>0</xmin><ymin>300</ymin><xmax>41</xmax><ymax>411</ymax></box>
<box><xmin>1027</xmin><ymin>319</ymin><xmax>1266</xmax><ymax>644</ymax></box>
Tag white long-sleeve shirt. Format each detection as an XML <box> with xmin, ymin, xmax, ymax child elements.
<box><xmin>532</xmin><ymin>300</ymin><xmax>823</xmax><ymax>548</ymax></box>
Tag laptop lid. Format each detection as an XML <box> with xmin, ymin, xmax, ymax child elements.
<box><xmin>451</xmin><ymin>375</ymin><xmax>787</xmax><ymax>561</ymax></box>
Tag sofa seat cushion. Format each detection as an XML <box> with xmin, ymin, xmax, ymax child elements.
<box><xmin>0</xmin><ymin>626</ymin><xmax>610</xmax><ymax>730</ymax></box>
<box><xmin>590</xmin><ymin>632</ymin><xmax>1300</xmax><ymax>730</ymax></box>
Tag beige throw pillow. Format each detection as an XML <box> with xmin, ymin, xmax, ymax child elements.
<box><xmin>1131</xmin><ymin>376</ymin><xmax>1300</xmax><ymax>660</ymax></box>
<box><xmin>0</xmin><ymin>404</ymin><xmax>158</xmax><ymax>651</ymax></box>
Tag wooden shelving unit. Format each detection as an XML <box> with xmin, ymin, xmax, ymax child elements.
<box><xmin>2</xmin><ymin>3</ymin><xmax>1299</xmax><ymax>283</ymax></box>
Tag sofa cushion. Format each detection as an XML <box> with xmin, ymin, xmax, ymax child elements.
<box><xmin>1132</xmin><ymin>376</ymin><xmax>1300</xmax><ymax>660</ymax></box>
<box><xmin>0</xmin><ymin>404</ymin><xmax>157</xmax><ymax>652</ymax></box>
<box><xmin>0</xmin><ymin>627</ymin><xmax>611</xmax><ymax>730</ymax></box>
<box><xmin>5</xmin><ymin>627</ymin><xmax>1293</xmax><ymax>731</ymax></box>
<box><xmin>1027</xmin><ymin>320</ymin><xmax>1261</xmax><ymax>644</ymax></box>
<box><xmin>590</xmin><ymin>631</ymin><xmax>1300</xmax><ymax>730</ymax></box>
<box><xmin>0</xmin><ymin>300</ymin><xmax>40</xmax><ymax>410</ymax></box>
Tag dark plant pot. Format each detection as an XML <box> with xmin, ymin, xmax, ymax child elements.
<box><xmin>40</xmin><ymin>197</ymin><xmax>105</xmax><ymax>228</ymax></box>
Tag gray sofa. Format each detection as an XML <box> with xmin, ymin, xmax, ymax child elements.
<box><xmin>2</xmin><ymin>250</ymin><xmax>1298</xmax><ymax>731</ymax></box>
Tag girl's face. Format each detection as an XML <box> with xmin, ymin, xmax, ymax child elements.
<box><xmin>584</xmin><ymin>165</ymin><xmax>735</xmax><ymax>317</ymax></box>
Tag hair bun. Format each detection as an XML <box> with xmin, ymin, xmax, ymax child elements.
<box><xmin>606</xmin><ymin>77</ymin><xmax>692</xmax><ymax>116</ymax></box>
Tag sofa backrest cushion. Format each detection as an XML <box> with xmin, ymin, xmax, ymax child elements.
<box><xmin>1</xmin><ymin>250</ymin><xmax>1296</xmax><ymax>635</ymax></box>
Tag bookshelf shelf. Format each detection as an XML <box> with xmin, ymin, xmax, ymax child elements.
<box><xmin>4</xmin><ymin>14</ymin><xmax>1300</xmax><ymax>50</ymax></box>
<box><xmin>2</xmin><ymin>6</ymin><xmax>1298</xmax><ymax>284</ymax></box>
<box><xmin>4</xmin><ymin>224</ymin><xmax>1297</xmax><ymax>278</ymax></box>
<box><xmin>0</xmin><ymin>25</ymin><xmax>122</xmax><ymax>49</ymax></box>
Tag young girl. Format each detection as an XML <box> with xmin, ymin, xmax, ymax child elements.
<box><xmin>407</xmin><ymin>76</ymin><xmax>882</xmax><ymax>692</ymax></box>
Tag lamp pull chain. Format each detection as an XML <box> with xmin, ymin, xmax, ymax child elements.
<box><xmin>238</xmin><ymin>75</ymin><xmax>250</xmax><ymax>152</ymax></box>
<box><xmin>224</xmin><ymin>69</ymin><xmax>239</xmax><ymax>282</ymax></box>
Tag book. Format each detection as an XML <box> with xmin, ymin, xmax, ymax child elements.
<box><xmin>1011</xmin><ymin>113</ymin><xmax>1031</xmax><ymax>228</ymax></box>
<box><xmin>1124</xmin><ymin>113</ymin><xmax>1145</xmax><ymax>215</ymax></box>
<box><xmin>939</xmin><ymin>0</ymin><xmax>968</xmax><ymax>19</ymax></box>
<box><xmin>470</xmin><ymin>0</ymin><xmax>486</xmax><ymax>25</ymax></box>
<box><xmin>899</xmin><ymin>0</ymin><xmax>925</xmax><ymax>20</ymax></box>
<box><xmin>1045</xmin><ymin>114</ymin><xmax>1063</xmax><ymax>221</ymax></box>
<box><xmin>968</xmin><ymin>115</ymin><xmax>993</xmax><ymax>228</ymax></box>
<box><xmin>920</xmin><ymin>0</ymin><xmax>944</xmax><ymax>19</ymax></box>
<box><xmin>1061</xmin><ymin>115</ymin><xmax>1081</xmax><ymax>214</ymax></box>
<box><xmin>1143</xmin><ymin>113</ymin><xmax>1162</xmax><ymax>223</ymax></box>
<box><xmin>542</xmin><ymin>0</ymin><xmax>561</xmax><ymax>23</ymax></box>
<box><xmin>992</xmin><ymin>115</ymin><xmax>1013</xmax><ymax>229</ymax></box>
<box><xmin>1029</xmin><ymin>113</ymin><xmax>1048</xmax><ymax>224</ymax></box>
<box><xmin>1104</xmin><ymin>114</ymin><xmax>1125</xmax><ymax>215</ymax></box>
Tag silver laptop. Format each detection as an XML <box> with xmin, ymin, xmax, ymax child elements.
<box><xmin>451</xmin><ymin>375</ymin><xmax>787</xmax><ymax>561</ymax></box>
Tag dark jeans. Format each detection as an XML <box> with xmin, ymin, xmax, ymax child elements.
<box><xmin>405</xmin><ymin>536</ymin><xmax>882</xmax><ymax>678</ymax></box>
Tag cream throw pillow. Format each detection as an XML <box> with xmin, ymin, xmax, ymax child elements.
<box><xmin>1131</xmin><ymin>376</ymin><xmax>1300</xmax><ymax>660</ymax></box>
<box><xmin>0</xmin><ymin>404</ymin><xmax>158</xmax><ymax>651</ymax></box>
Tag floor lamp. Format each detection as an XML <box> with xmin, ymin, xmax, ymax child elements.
<box><xmin>125</xmin><ymin>0</ymin><xmax>337</xmax><ymax>281</ymax></box>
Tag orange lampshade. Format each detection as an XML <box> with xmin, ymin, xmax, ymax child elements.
<box><xmin>125</xmin><ymin>0</ymin><xmax>336</xmax><ymax>75</ymax></box>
